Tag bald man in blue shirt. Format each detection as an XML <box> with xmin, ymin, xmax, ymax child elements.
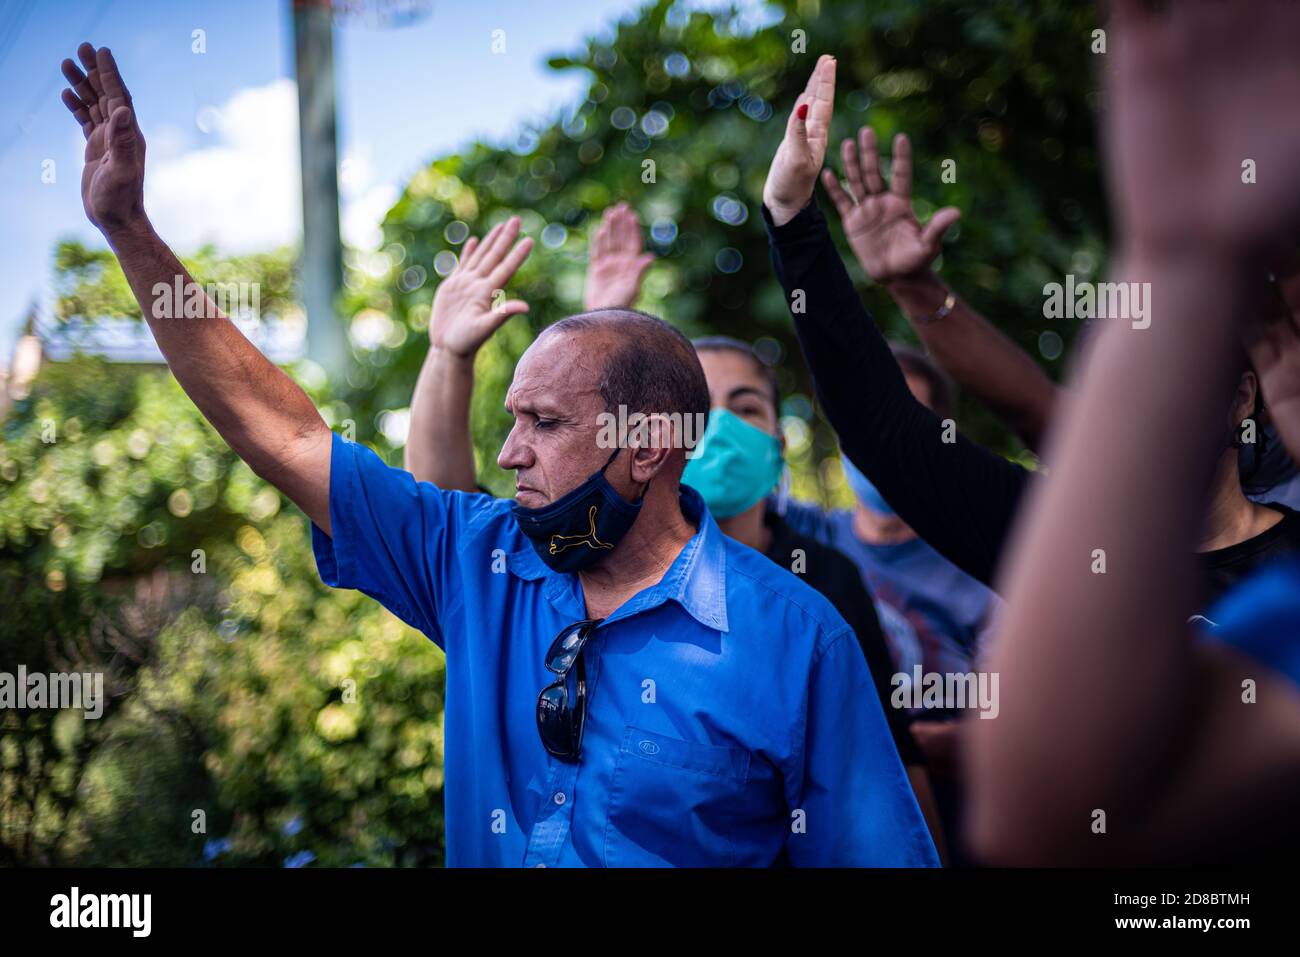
<box><xmin>314</xmin><ymin>303</ymin><xmax>936</xmax><ymax>866</ymax></box>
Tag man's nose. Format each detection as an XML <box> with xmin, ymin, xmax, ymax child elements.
<box><xmin>497</xmin><ymin>423</ymin><xmax>530</xmax><ymax>472</ymax></box>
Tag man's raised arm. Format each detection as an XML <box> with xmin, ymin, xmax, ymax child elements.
<box><xmin>61</xmin><ymin>43</ymin><xmax>333</xmax><ymax>533</ymax></box>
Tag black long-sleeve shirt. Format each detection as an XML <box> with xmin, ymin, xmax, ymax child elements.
<box><xmin>765</xmin><ymin>200</ymin><xmax>1030</xmax><ymax>588</ymax></box>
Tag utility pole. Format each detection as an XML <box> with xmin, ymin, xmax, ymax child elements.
<box><xmin>292</xmin><ymin>0</ymin><xmax>349</xmax><ymax>379</ymax></box>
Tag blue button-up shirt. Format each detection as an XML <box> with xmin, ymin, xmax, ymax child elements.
<box><xmin>311</xmin><ymin>433</ymin><xmax>938</xmax><ymax>867</ymax></box>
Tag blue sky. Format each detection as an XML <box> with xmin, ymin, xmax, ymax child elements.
<box><xmin>0</xmin><ymin>0</ymin><xmax>669</xmax><ymax>352</ymax></box>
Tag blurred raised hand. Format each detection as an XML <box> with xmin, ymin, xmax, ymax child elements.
<box><xmin>1105</xmin><ymin>0</ymin><xmax>1300</xmax><ymax>256</ymax></box>
<box><xmin>584</xmin><ymin>203</ymin><xmax>655</xmax><ymax>310</ymax></box>
<box><xmin>762</xmin><ymin>54</ymin><xmax>835</xmax><ymax>226</ymax></box>
<box><xmin>821</xmin><ymin>129</ymin><xmax>961</xmax><ymax>285</ymax></box>
<box><xmin>60</xmin><ymin>43</ymin><xmax>147</xmax><ymax>237</ymax></box>
<box><xmin>430</xmin><ymin>217</ymin><xmax>533</xmax><ymax>358</ymax></box>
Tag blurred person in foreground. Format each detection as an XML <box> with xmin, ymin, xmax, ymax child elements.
<box><xmin>967</xmin><ymin>0</ymin><xmax>1300</xmax><ymax>864</ymax></box>
<box><xmin>58</xmin><ymin>43</ymin><xmax>936</xmax><ymax>867</ymax></box>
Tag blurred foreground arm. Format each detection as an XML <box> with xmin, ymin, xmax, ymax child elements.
<box><xmin>969</xmin><ymin>0</ymin><xmax>1300</xmax><ymax>865</ymax></box>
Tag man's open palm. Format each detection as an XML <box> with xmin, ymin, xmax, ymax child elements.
<box><xmin>430</xmin><ymin>217</ymin><xmax>533</xmax><ymax>358</ymax></box>
<box><xmin>61</xmin><ymin>43</ymin><xmax>146</xmax><ymax>236</ymax></box>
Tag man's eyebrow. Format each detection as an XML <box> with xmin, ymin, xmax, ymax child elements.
<box><xmin>503</xmin><ymin>393</ymin><xmax>569</xmax><ymax>418</ymax></box>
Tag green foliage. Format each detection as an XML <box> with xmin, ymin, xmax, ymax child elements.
<box><xmin>1</xmin><ymin>358</ymin><xmax>444</xmax><ymax>867</ymax></box>
<box><xmin>53</xmin><ymin>242</ymin><xmax>299</xmax><ymax>323</ymax></box>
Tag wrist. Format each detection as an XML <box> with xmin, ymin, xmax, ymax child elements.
<box><xmin>584</xmin><ymin>288</ymin><xmax>635</xmax><ymax>311</ymax></box>
<box><xmin>103</xmin><ymin>213</ymin><xmax>155</xmax><ymax>254</ymax></box>
<box><xmin>763</xmin><ymin>191</ymin><xmax>813</xmax><ymax>228</ymax></box>
<box><xmin>882</xmin><ymin>268</ymin><xmax>942</xmax><ymax>294</ymax></box>
<box><xmin>428</xmin><ymin>340</ymin><xmax>478</xmax><ymax>371</ymax></box>
<box><xmin>884</xmin><ymin>270</ymin><xmax>951</xmax><ymax>321</ymax></box>
<box><xmin>1115</xmin><ymin>245</ymin><xmax>1255</xmax><ymax>312</ymax></box>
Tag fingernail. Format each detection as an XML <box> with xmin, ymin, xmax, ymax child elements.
<box><xmin>797</xmin><ymin>104</ymin><xmax>808</xmax><ymax>120</ymax></box>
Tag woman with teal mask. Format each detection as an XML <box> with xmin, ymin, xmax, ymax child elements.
<box><xmin>681</xmin><ymin>398</ymin><xmax>785</xmax><ymax>524</ymax></box>
<box><xmin>681</xmin><ymin>338</ymin><xmax>789</xmax><ymax>550</ymax></box>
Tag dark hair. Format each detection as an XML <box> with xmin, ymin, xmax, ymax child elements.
<box><xmin>889</xmin><ymin>342</ymin><xmax>954</xmax><ymax>419</ymax></box>
<box><xmin>544</xmin><ymin>308</ymin><xmax>711</xmax><ymax>440</ymax></box>
<box><xmin>690</xmin><ymin>335</ymin><xmax>782</xmax><ymax>416</ymax></box>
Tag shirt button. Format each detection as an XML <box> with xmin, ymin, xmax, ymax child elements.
<box><xmin>553</xmin><ymin>791</ymin><xmax>567</xmax><ymax>806</ymax></box>
<box><xmin>535</xmin><ymin>863</ymin><xmax>546</xmax><ymax>868</ymax></box>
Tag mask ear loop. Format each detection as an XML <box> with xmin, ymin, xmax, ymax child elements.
<box><xmin>598</xmin><ymin>446</ymin><xmax>623</xmax><ymax>471</ymax></box>
<box><xmin>601</xmin><ymin>444</ymin><xmax>650</xmax><ymax>503</ymax></box>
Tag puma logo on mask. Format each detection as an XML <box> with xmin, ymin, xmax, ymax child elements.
<box><xmin>549</xmin><ymin>505</ymin><xmax>615</xmax><ymax>556</ymax></box>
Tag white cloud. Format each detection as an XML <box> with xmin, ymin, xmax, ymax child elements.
<box><xmin>144</xmin><ymin>79</ymin><xmax>300</xmax><ymax>253</ymax></box>
<box><xmin>143</xmin><ymin>79</ymin><xmax>397</xmax><ymax>255</ymax></box>
<box><xmin>338</xmin><ymin>146</ymin><xmax>397</xmax><ymax>250</ymax></box>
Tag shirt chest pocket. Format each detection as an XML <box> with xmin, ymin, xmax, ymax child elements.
<box><xmin>602</xmin><ymin>725</ymin><xmax>752</xmax><ymax>867</ymax></box>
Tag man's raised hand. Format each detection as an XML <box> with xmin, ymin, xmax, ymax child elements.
<box><xmin>61</xmin><ymin>43</ymin><xmax>147</xmax><ymax>238</ymax></box>
<box><xmin>429</xmin><ymin>216</ymin><xmax>533</xmax><ymax>359</ymax></box>
<box><xmin>584</xmin><ymin>202</ymin><xmax>655</xmax><ymax>310</ymax></box>
<box><xmin>821</xmin><ymin>129</ymin><xmax>960</xmax><ymax>285</ymax></box>
<box><xmin>763</xmin><ymin>54</ymin><xmax>835</xmax><ymax>226</ymax></box>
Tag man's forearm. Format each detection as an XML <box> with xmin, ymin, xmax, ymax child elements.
<box><xmin>106</xmin><ymin>217</ymin><xmax>332</xmax><ymax>530</ymax></box>
<box><xmin>405</xmin><ymin>345</ymin><xmax>479</xmax><ymax>490</ymax></box>
<box><xmin>884</xmin><ymin>270</ymin><xmax>1059</xmax><ymax>452</ymax></box>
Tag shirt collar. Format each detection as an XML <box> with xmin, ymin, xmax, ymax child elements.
<box><xmin>506</xmin><ymin>483</ymin><xmax>729</xmax><ymax>632</ymax></box>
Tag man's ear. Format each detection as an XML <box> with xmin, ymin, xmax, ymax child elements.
<box><xmin>628</xmin><ymin>414</ymin><xmax>677</xmax><ymax>483</ymax></box>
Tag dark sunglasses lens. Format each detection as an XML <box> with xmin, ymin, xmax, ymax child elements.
<box><xmin>537</xmin><ymin>682</ymin><xmax>573</xmax><ymax>757</ymax></box>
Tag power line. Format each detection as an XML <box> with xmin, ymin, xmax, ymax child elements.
<box><xmin>2</xmin><ymin>0</ymin><xmax>115</xmax><ymax>158</ymax></box>
<box><xmin>0</xmin><ymin>3</ymin><xmax>35</xmax><ymax>71</ymax></box>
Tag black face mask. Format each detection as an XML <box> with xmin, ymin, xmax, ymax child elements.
<box><xmin>1241</xmin><ymin>422</ymin><xmax>1296</xmax><ymax>494</ymax></box>
<box><xmin>511</xmin><ymin>447</ymin><xmax>648</xmax><ymax>573</ymax></box>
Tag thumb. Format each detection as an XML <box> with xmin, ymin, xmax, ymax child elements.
<box><xmin>473</xmin><ymin>299</ymin><xmax>528</xmax><ymax>347</ymax></box>
<box><xmin>107</xmin><ymin>106</ymin><xmax>137</xmax><ymax>155</ymax></box>
<box><xmin>921</xmin><ymin>207</ymin><xmax>961</xmax><ymax>254</ymax></box>
<box><xmin>489</xmin><ymin>299</ymin><xmax>530</xmax><ymax>323</ymax></box>
<box><xmin>634</xmin><ymin>253</ymin><xmax>655</xmax><ymax>275</ymax></box>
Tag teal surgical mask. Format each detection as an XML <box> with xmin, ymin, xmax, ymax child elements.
<box><xmin>682</xmin><ymin>408</ymin><xmax>784</xmax><ymax>519</ymax></box>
